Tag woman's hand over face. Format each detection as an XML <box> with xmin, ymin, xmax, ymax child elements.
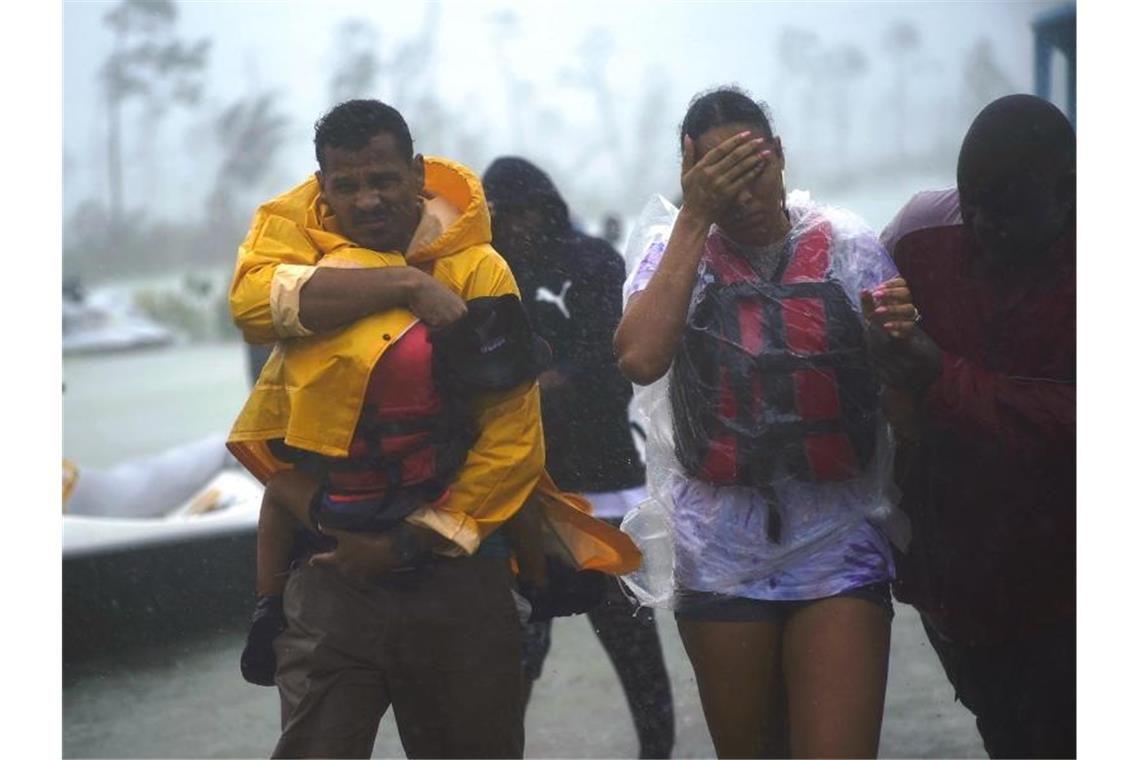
<box><xmin>681</xmin><ymin>131</ymin><xmax>774</xmax><ymax>225</ymax></box>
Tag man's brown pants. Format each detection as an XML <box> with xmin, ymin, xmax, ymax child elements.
<box><xmin>271</xmin><ymin>556</ymin><xmax>525</xmax><ymax>759</ymax></box>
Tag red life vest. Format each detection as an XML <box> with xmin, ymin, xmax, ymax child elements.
<box><xmin>270</xmin><ymin>322</ymin><xmax>475</xmax><ymax>532</ymax></box>
<box><xmin>670</xmin><ymin>217</ymin><xmax>879</xmax><ymax>497</ymax></box>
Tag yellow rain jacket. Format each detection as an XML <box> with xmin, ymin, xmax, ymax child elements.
<box><xmin>227</xmin><ymin>157</ymin><xmax>639</xmax><ymax>573</ymax></box>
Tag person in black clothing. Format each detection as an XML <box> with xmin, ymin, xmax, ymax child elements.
<box><xmin>484</xmin><ymin>157</ymin><xmax>675</xmax><ymax>759</ymax></box>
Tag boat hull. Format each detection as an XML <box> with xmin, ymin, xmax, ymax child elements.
<box><xmin>63</xmin><ymin>528</ymin><xmax>256</xmax><ymax>664</ymax></box>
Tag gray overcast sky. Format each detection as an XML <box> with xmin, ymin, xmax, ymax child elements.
<box><xmin>63</xmin><ymin>0</ymin><xmax>1060</xmax><ymax>228</ymax></box>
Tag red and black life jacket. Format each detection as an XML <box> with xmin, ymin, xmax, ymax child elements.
<box><xmin>269</xmin><ymin>294</ymin><xmax>546</xmax><ymax>533</ymax></box>
<box><xmin>270</xmin><ymin>322</ymin><xmax>476</xmax><ymax>532</ymax></box>
<box><xmin>670</xmin><ymin>218</ymin><xmax>879</xmax><ymax>504</ymax></box>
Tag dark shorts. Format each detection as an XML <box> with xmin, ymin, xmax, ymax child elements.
<box><xmin>673</xmin><ymin>581</ymin><xmax>894</xmax><ymax>623</ymax></box>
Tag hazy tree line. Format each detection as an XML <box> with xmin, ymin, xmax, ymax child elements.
<box><xmin>63</xmin><ymin>0</ymin><xmax>1016</xmax><ymax>292</ymax></box>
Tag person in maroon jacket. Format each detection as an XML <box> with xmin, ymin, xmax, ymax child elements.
<box><xmin>874</xmin><ymin>94</ymin><xmax>1075</xmax><ymax>758</ymax></box>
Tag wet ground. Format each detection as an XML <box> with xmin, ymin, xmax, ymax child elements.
<box><xmin>63</xmin><ymin>344</ymin><xmax>987</xmax><ymax>758</ymax></box>
<box><xmin>63</xmin><ymin>602</ymin><xmax>985</xmax><ymax>758</ymax></box>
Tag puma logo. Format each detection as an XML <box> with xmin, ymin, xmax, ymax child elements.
<box><xmin>535</xmin><ymin>280</ymin><xmax>572</xmax><ymax>319</ymax></box>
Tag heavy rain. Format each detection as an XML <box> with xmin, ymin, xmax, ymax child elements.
<box><xmin>54</xmin><ymin>1</ymin><xmax>1080</xmax><ymax>758</ymax></box>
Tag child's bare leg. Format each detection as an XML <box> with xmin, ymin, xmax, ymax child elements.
<box><xmin>256</xmin><ymin>493</ymin><xmax>298</xmax><ymax>596</ymax></box>
<box><xmin>243</xmin><ymin>469</ymin><xmax>324</xmax><ymax>686</ymax></box>
<box><xmin>256</xmin><ymin>469</ymin><xmax>323</xmax><ymax>596</ymax></box>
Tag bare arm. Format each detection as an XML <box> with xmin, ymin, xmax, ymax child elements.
<box><xmin>264</xmin><ymin>468</ymin><xmax>448</xmax><ymax>584</ymax></box>
<box><xmin>613</xmin><ymin>208</ymin><xmax>711</xmax><ymax>385</ymax></box>
<box><xmin>298</xmin><ymin>265</ymin><xmax>467</xmax><ymax>333</ymax></box>
<box><xmin>614</xmin><ymin>131</ymin><xmax>772</xmax><ymax>385</ymax></box>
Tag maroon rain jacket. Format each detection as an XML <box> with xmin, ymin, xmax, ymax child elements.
<box><xmin>881</xmin><ymin>188</ymin><xmax>1075</xmax><ymax>646</ymax></box>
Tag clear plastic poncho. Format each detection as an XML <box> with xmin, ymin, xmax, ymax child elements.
<box><xmin>619</xmin><ymin>193</ymin><xmax>910</xmax><ymax>608</ymax></box>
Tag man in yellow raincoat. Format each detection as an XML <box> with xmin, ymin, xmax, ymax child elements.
<box><xmin>227</xmin><ymin>100</ymin><xmax>636</xmax><ymax>759</ymax></box>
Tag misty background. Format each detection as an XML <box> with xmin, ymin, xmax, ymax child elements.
<box><xmin>63</xmin><ymin>1</ymin><xmax>1068</xmax><ymax>342</ymax></box>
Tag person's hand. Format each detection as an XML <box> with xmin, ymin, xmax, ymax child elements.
<box><xmin>680</xmin><ymin>131</ymin><xmax>773</xmax><ymax>225</ymax></box>
<box><xmin>860</xmin><ymin>277</ymin><xmax>918</xmax><ymax>339</ymax></box>
<box><xmin>865</xmin><ymin>323</ymin><xmax>943</xmax><ymax>394</ymax></box>
<box><xmin>407</xmin><ymin>269</ymin><xmax>467</xmax><ymax>327</ymax></box>
<box><xmin>308</xmin><ymin>523</ymin><xmax>431</xmax><ymax>584</ymax></box>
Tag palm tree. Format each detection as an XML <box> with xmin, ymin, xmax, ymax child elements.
<box><xmin>99</xmin><ymin>0</ymin><xmax>209</xmax><ymax>238</ymax></box>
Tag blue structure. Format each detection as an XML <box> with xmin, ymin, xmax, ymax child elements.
<box><xmin>1033</xmin><ymin>3</ymin><xmax>1076</xmax><ymax>126</ymax></box>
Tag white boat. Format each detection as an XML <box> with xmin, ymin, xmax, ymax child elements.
<box><xmin>63</xmin><ymin>468</ymin><xmax>263</xmax><ymax>560</ymax></box>
<box><xmin>63</xmin><ymin>436</ymin><xmax>264</xmax><ymax>661</ymax></box>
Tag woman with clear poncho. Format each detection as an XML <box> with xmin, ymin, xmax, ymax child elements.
<box><xmin>614</xmin><ymin>87</ymin><xmax>917</xmax><ymax>758</ymax></box>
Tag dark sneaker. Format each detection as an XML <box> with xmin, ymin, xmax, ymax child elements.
<box><xmin>239</xmin><ymin>595</ymin><xmax>285</xmax><ymax>687</ymax></box>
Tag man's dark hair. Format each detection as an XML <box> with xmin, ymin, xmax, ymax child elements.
<box><xmin>313</xmin><ymin>99</ymin><xmax>414</xmax><ymax>168</ymax></box>
<box><xmin>680</xmin><ymin>86</ymin><xmax>775</xmax><ymax>148</ymax></box>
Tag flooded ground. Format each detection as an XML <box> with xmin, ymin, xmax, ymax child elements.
<box><xmin>64</xmin><ymin>602</ymin><xmax>984</xmax><ymax>759</ymax></box>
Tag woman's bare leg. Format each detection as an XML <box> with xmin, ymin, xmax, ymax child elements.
<box><xmin>678</xmin><ymin>619</ymin><xmax>788</xmax><ymax>759</ymax></box>
<box><xmin>782</xmin><ymin>596</ymin><xmax>892</xmax><ymax>758</ymax></box>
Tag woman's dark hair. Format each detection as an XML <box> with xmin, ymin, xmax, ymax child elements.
<box><xmin>313</xmin><ymin>99</ymin><xmax>414</xmax><ymax>168</ymax></box>
<box><xmin>680</xmin><ymin>86</ymin><xmax>775</xmax><ymax>148</ymax></box>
